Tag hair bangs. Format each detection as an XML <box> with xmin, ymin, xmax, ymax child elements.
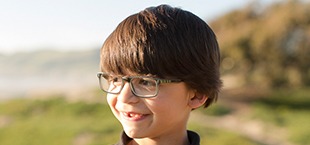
<box><xmin>100</xmin><ymin>14</ymin><xmax>157</xmax><ymax>76</ymax></box>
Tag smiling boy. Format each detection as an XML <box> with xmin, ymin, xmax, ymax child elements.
<box><xmin>97</xmin><ymin>4</ymin><xmax>222</xmax><ymax>145</ymax></box>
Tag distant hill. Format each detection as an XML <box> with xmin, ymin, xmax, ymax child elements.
<box><xmin>0</xmin><ymin>49</ymin><xmax>100</xmax><ymax>76</ymax></box>
<box><xmin>0</xmin><ymin>49</ymin><xmax>101</xmax><ymax>100</ymax></box>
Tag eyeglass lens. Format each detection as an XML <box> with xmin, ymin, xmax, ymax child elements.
<box><xmin>131</xmin><ymin>78</ymin><xmax>157</xmax><ymax>96</ymax></box>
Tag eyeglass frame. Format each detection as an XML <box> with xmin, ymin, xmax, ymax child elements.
<box><xmin>97</xmin><ymin>72</ymin><xmax>183</xmax><ymax>98</ymax></box>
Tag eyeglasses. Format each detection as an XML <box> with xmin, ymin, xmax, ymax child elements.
<box><xmin>97</xmin><ymin>72</ymin><xmax>182</xmax><ymax>98</ymax></box>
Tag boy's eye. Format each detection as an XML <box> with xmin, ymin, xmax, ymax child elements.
<box><xmin>108</xmin><ymin>76</ymin><xmax>123</xmax><ymax>86</ymax></box>
<box><xmin>103</xmin><ymin>74</ymin><xmax>119</xmax><ymax>82</ymax></box>
<box><xmin>112</xmin><ymin>77</ymin><xmax>121</xmax><ymax>82</ymax></box>
<box><xmin>137</xmin><ymin>78</ymin><xmax>156</xmax><ymax>87</ymax></box>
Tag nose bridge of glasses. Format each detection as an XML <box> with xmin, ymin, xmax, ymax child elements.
<box><xmin>120</xmin><ymin>77</ymin><xmax>145</xmax><ymax>96</ymax></box>
<box><xmin>119</xmin><ymin>81</ymin><xmax>137</xmax><ymax>98</ymax></box>
<box><xmin>120</xmin><ymin>77</ymin><xmax>134</xmax><ymax>93</ymax></box>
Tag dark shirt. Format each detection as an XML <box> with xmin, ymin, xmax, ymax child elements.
<box><xmin>114</xmin><ymin>130</ymin><xmax>200</xmax><ymax>145</ymax></box>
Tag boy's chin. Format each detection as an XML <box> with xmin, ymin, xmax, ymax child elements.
<box><xmin>124</xmin><ymin>127</ymin><xmax>147</xmax><ymax>139</ymax></box>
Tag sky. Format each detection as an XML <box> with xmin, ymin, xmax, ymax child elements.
<box><xmin>0</xmin><ymin>0</ymin><xmax>271</xmax><ymax>54</ymax></box>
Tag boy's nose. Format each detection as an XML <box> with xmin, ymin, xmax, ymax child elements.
<box><xmin>117</xmin><ymin>83</ymin><xmax>139</xmax><ymax>104</ymax></box>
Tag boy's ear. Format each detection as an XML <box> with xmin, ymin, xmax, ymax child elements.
<box><xmin>188</xmin><ymin>92</ymin><xmax>208</xmax><ymax>109</ymax></box>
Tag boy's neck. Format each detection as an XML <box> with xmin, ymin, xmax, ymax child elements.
<box><xmin>130</xmin><ymin>130</ymin><xmax>190</xmax><ymax>145</ymax></box>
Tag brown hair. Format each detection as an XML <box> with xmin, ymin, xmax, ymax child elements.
<box><xmin>100</xmin><ymin>5</ymin><xmax>222</xmax><ymax>108</ymax></box>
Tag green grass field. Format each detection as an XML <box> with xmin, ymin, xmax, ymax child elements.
<box><xmin>249</xmin><ymin>88</ymin><xmax>310</xmax><ymax>145</ymax></box>
<box><xmin>0</xmin><ymin>88</ymin><xmax>309</xmax><ymax>145</ymax></box>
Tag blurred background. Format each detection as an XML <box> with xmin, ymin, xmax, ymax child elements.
<box><xmin>0</xmin><ymin>0</ymin><xmax>309</xmax><ymax>145</ymax></box>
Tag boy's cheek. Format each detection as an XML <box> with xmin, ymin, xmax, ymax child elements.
<box><xmin>107</xmin><ymin>96</ymin><xmax>121</xmax><ymax>119</ymax></box>
<box><xmin>106</xmin><ymin>95</ymin><xmax>117</xmax><ymax>109</ymax></box>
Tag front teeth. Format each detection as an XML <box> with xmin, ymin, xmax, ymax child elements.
<box><xmin>125</xmin><ymin>112</ymin><xmax>142</xmax><ymax>118</ymax></box>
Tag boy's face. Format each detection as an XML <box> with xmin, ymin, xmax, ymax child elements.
<box><xmin>106</xmin><ymin>79</ymin><xmax>195</xmax><ymax>139</ymax></box>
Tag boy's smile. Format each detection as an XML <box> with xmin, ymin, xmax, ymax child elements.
<box><xmin>107</xmin><ymin>81</ymin><xmax>195</xmax><ymax>140</ymax></box>
<box><xmin>120</xmin><ymin>111</ymin><xmax>149</xmax><ymax>121</ymax></box>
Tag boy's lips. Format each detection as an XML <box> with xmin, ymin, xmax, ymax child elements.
<box><xmin>120</xmin><ymin>111</ymin><xmax>149</xmax><ymax>121</ymax></box>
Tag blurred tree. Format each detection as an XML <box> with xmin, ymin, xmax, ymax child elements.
<box><xmin>211</xmin><ymin>0</ymin><xmax>310</xmax><ymax>89</ymax></box>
